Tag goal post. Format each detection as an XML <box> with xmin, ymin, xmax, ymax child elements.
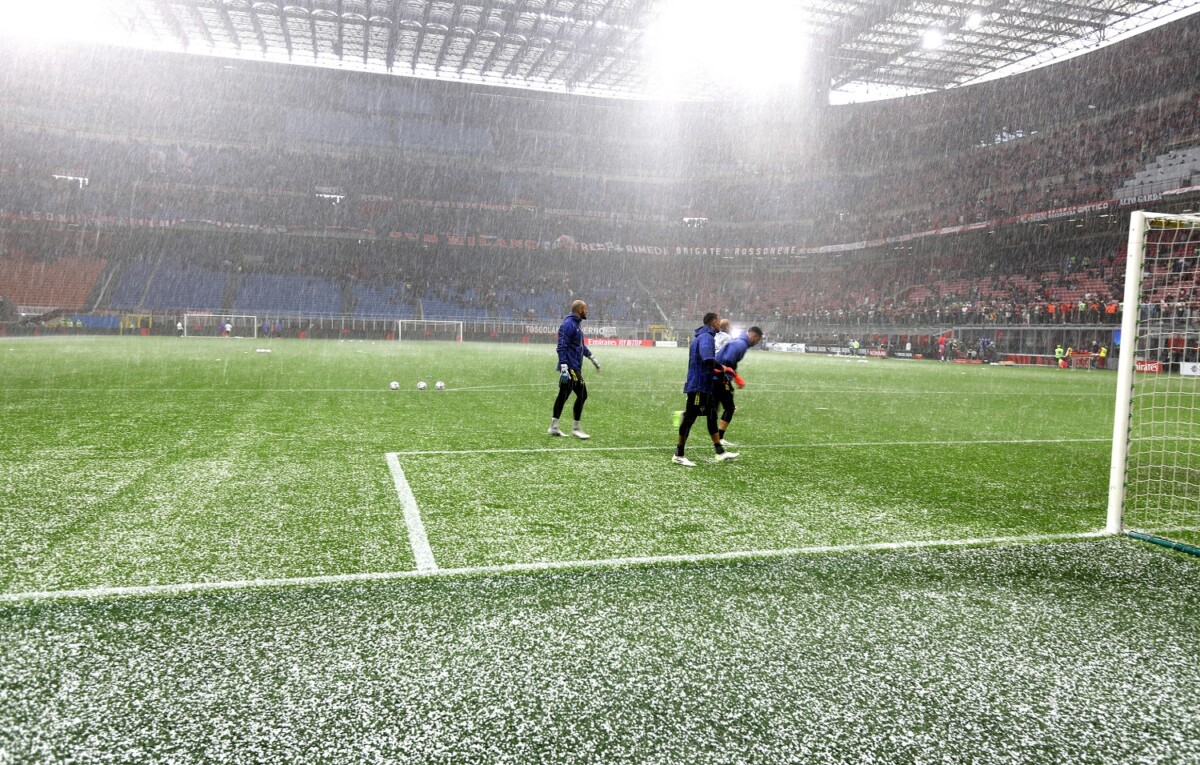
<box><xmin>397</xmin><ymin>319</ymin><xmax>463</xmax><ymax>342</ymax></box>
<box><xmin>183</xmin><ymin>314</ymin><xmax>259</xmax><ymax>338</ymax></box>
<box><xmin>1107</xmin><ymin>210</ymin><xmax>1200</xmax><ymax>553</ymax></box>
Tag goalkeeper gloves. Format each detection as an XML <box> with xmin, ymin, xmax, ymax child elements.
<box><xmin>589</xmin><ymin>356</ymin><xmax>600</xmax><ymax>371</ymax></box>
<box><xmin>714</xmin><ymin>365</ymin><xmax>746</xmax><ymax>388</ymax></box>
<box><xmin>559</xmin><ymin>363</ymin><xmax>571</xmax><ymax>382</ymax></box>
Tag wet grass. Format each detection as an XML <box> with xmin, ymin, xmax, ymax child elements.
<box><xmin>0</xmin><ymin>337</ymin><xmax>1122</xmax><ymax>592</ymax></box>
<box><xmin>1</xmin><ymin>336</ymin><xmax>1197</xmax><ymax>763</ymax></box>
<box><xmin>2</xmin><ymin>540</ymin><xmax>1200</xmax><ymax>764</ymax></box>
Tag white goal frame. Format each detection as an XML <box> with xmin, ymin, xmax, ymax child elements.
<box><xmin>1107</xmin><ymin>210</ymin><xmax>1200</xmax><ymax>536</ymax></box>
<box><xmin>183</xmin><ymin>313</ymin><xmax>259</xmax><ymax>338</ymax></box>
<box><xmin>397</xmin><ymin>319</ymin><xmax>463</xmax><ymax>342</ymax></box>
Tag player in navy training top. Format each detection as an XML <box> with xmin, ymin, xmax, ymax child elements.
<box><xmin>673</xmin><ymin>312</ymin><xmax>737</xmax><ymax>466</ymax></box>
<box><xmin>549</xmin><ymin>300</ymin><xmax>600</xmax><ymax>439</ymax></box>
<box><xmin>714</xmin><ymin>326</ymin><xmax>763</xmax><ymax>447</ymax></box>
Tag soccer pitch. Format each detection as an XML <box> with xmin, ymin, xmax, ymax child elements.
<box><xmin>2</xmin><ymin>337</ymin><xmax>1199</xmax><ymax>763</ymax></box>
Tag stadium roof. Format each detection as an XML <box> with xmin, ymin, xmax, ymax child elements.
<box><xmin>11</xmin><ymin>0</ymin><xmax>1200</xmax><ymax>102</ymax></box>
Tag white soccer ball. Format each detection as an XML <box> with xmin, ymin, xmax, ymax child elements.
<box><xmin>416</xmin><ymin>381</ymin><xmax>427</xmax><ymax>390</ymax></box>
<box><xmin>435</xmin><ymin>381</ymin><xmax>445</xmax><ymax>390</ymax></box>
<box><xmin>389</xmin><ymin>381</ymin><xmax>400</xmax><ymax>391</ymax></box>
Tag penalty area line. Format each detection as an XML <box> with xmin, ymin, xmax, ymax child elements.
<box><xmin>386</xmin><ymin>452</ymin><xmax>438</xmax><ymax>572</ymax></box>
<box><xmin>0</xmin><ymin>530</ymin><xmax>1111</xmax><ymax>603</ymax></box>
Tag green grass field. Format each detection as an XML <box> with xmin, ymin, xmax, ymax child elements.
<box><xmin>2</xmin><ymin>336</ymin><xmax>1199</xmax><ymax>763</ymax></box>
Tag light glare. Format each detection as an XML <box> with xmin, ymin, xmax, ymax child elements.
<box><xmin>2</xmin><ymin>0</ymin><xmax>125</xmax><ymax>46</ymax></box>
<box><xmin>644</xmin><ymin>0</ymin><xmax>811</xmax><ymax>98</ymax></box>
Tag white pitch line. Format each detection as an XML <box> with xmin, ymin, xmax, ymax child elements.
<box><xmin>0</xmin><ymin>530</ymin><xmax>1112</xmax><ymax>603</ymax></box>
<box><xmin>385</xmin><ymin>452</ymin><xmax>438</xmax><ymax>572</ymax></box>
<box><xmin>389</xmin><ymin>437</ymin><xmax>1110</xmax><ymax>457</ymax></box>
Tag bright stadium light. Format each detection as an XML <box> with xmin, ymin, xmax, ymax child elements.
<box><xmin>922</xmin><ymin>28</ymin><xmax>945</xmax><ymax>49</ymax></box>
<box><xmin>643</xmin><ymin>0</ymin><xmax>812</xmax><ymax>99</ymax></box>
<box><xmin>1</xmin><ymin>0</ymin><xmax>128</xmax><ymax>47</ymax></box>
<box><xmin>964</xmin><ymin>11</ymin><xmax>985</xmax><ymax>31</ymax></box>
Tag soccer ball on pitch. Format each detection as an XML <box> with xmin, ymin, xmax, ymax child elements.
<box><xmin>416</xmin><ymin>381</ymin><xmax>428</xmax><ymax>390</ymax></box>
<box><xmin>435</xmin><ymin>381</ymin><xmax>445</xmax><ymax>391</ymax></box>
<box><xmin>389</xmin><ymin>381</ymin><xmax>400</xmax><ymax>391</ymax></box>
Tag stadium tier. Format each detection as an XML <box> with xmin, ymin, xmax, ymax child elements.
<box><xmin>103</xmin><ymin>259</ymin><xmax>157</xmax><ymax>310</ymax></box>
<box><xmin>0</xmin><ymin>254</ymin><xmax>106</xmax><ymax>312</ymax></box>
<box><xmin>233</xmin><ymin>274</ymin><xmax>343</xmax><ymax>316</ymax></box>
<box><xmin>3</xmin><ymin>97</ymin><xmax>1196</xmax><ymax>241</ymax></box>
<box><xmin>419</xmin><ymin>292</ymin><xmax>493</xmax><ymax>322</ymax></box>
<box><xmin>140</xmin><ymin>264</ymin><xmax>230</xmax><ymax>313</ymax></box>
<box><xmin>1</xmin><ymin>15</ymin><xmax>1197</xmax><ymax>252</ymax></box>
<box><xmin>0</xmin><ymin>11</ymin><xmax>1196</xmax><ymax>342</ymax></box>
<box><xmin>350</xmin><ymin>284</ymin><xmax>415</xmax><ymax>319</ymax></box>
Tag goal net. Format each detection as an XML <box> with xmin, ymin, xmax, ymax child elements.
<box><xmin>1108</xmin><ymin>211</ymin><xmax>1200</xmax><ymax>553</ymax></box>
<box><xmin>183</xmin><ymin>314</ymin><xmax>259</xmax><ymax>338</ymax></box>
<box><xmin>397</xmin><ymin>319</ymin><xmax>463</xmax><ymax>342</ymax></box>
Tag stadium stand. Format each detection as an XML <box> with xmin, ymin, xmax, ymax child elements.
<box><xmin>139</xmin><ymin>264</ymin><xmax>230</xmax><ymax>313</ymax></box>
<box><xmin>233</xmin><ymin>274</ymin><xmax>343</xmax><ymax>316</ymax></box>
<box><xmin>0</xmin><ymin>254</ymin><xmax>106</xmax><ymax>311</ymax></box>
<box><xmin>1</xmin><ymin>13</ymin><xmax>1198</xmax><ymax>336</ymax></box>
<box><xmin>350</xmin><ymin>284</ymin><xmax>415</xmax><ymax>319</ymax></box>
<box><xmin>1</xmin><ymin>60</ymin><xmax>1196</xmax><ymax>244</ymax></box>
<box><xmin>1114</xmin><ymin>146</ymin><xmax>1200</xmax><ymax>199</ymax></box>
<box><xmin>419</xmin><ymin>290</ymin><xmax>493</xmax><ymax>322</ymax></box>
<box><xmin>103</xmin><ymin>259</ymin><xmax>159</xmax><ymax>311</ymax></box>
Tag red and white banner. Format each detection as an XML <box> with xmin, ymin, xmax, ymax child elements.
<box><xmin>9</xmin><ymin>189</ymin><xmax>1185</xmax><ymax>258</ymax></box>
<box><xmin>1135</xmin><ymin>359</ymin><xmax>1163</xmax><ymax>373</ymax></box>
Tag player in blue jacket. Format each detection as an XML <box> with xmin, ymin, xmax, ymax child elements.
<box><xmin>714</xmin><ymin>326</ymin><xmax>763</xmax><ymax>447</ymax></box>
<box><xmin>673</xmin><ymin>312</ymin><xmax>737</xmax><ymax>466</ymax></box>
<box><xmin>549</xmin><ymin>300</ymin><xmax>600</xmax><ymax>439</ymax></box>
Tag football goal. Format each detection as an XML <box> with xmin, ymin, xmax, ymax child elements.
<box><xmin>397</xmin><ymin>319</ymin><xmax>463</xmax><ymax>342</ymax></box>
<box><xmin>1108</xmin><ymin>211</ymin><xmax>1200</xmax><ymax>555</ymax></box>
<box><xmin>183</xmin><ymin>314</ymin><xmax>259</xmax><ymax>338</ymax></box>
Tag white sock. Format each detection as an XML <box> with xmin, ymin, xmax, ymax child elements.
<box><xmin>551</xmin><ymin>418</ymin><xmax>559</xmax><ymax>428</ymax></box>
<box><xmin>573</xmin><ymin>420</ymin><xmax>581</xmax><ymax>430</ymax></box>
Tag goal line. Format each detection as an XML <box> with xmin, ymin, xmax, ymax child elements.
<box><xmin>0</xmin><ymin>531</ymin><xmax>1110</xmax><ymax>603</ymax></box>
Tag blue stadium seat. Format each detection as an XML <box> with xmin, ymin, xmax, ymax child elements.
<box><xmin>234</xmin><ymin>274</ymin><xmax>342</xmax><ymax>315</ymax></box>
